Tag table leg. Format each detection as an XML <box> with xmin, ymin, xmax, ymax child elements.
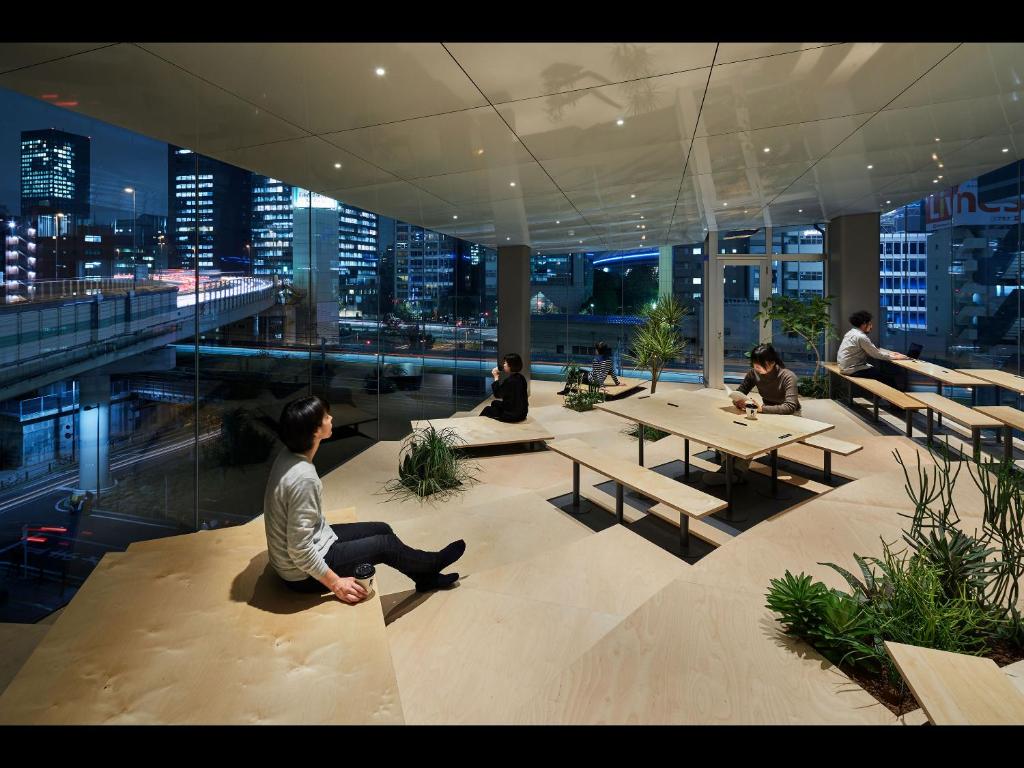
<box><xmin>873</xmin><ymin>394</ymin><xmax>879</xmax><ymax>422</ymax></box>
<box><xmin>971</xmin><ymin>388</ymin><xmax>977</xmax><ymax>407</ymax></box>
<box><xmin>725</xmin><ymin>454</ymin><xmax>733</xmax><ymax>513</ymax></box>
<box><xmin>927</xmin><ymin>408</ymin><xmax>934</xmax><ymax>445</ymax></box>
<box><xmin>905</xmin><ymin>410</ymin><xmax>913</xmax><ymax>437</ymax></box>
<box><xmin>684</xmin><ymin>438</ymin><xmax>690</xmax><ymax>481</ymax></box>
<box><xmin>824</xmin><ymin>451</ymin><xmax>832</xmax><ymax>483</ymax></box>
<box><xmin>638</xmin><ymin>422</ymin><xmax>644</xmax><ymax>467</ymax></box>
<box><xmin>937</xmin><ymin>382</ymin><xmax>943</xmax><ymax>428</ymax></box>
<box><xmin>572</xmin><ymin>461</ymin><xmax>580</xmax><ymax>511</ymax></box>
<box><xmin>615</xmin><ymin>482</ymin><xmax>624</xmax><ymax>524</ymax></box>
<box><xmin>972</xmin><ymin>428</ymin><xmax>981</xmax><ymax>462</ymax></box>
<box><xmin>771</xmin><ymin>449</ymin><xmax>778</xmax><ymax>495</ymax></box>
<box><xmin>1005</xmin><ymin>426</ymin><xmax>1014</xmax><ymax>464</ymax></box>
<box><xmin>679</xmin><ymin>514</ymin><xmax>690</xmax><ymax>556</ymax></box>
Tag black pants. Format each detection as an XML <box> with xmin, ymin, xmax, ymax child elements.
<box><xmin>480</xmin><ymin>402</ymin><xmax>525</xmax><ymax>422</ymax></box>
<box><xmin>851</xmin><ymin>361</ymin><xmax>907</xmax><ymax>390</ymax></box>
<box><xmin>284</xmin><ymin>522</ymin><xmax>447</xmax><ymax>593</ymax></box>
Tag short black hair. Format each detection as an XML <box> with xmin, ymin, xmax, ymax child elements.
<box><xmin>502</xmin><ymin>352</ymin><xmax>523</xmax><ymax>373</ymax></box>
<box><xmin>850</xmin><ymin>310</ymin><xmax>873</xmax><ymax>328</ymax></box>
<box><xmin>595</xmin><ymin>341</ymin><xmax>612</xmax><ymax>358</ymax></box>
<box><xmin>279</xmin><ymin>395</ymin><xmax>330</xmax><ymax>453</ymax></box>
<box><xmin>750</xmin><ymin>343</ymin><xmax>784</xmax><ymax>369</ymax></box>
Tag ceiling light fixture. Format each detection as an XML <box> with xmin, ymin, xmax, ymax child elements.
<box><xmin>616</xmin><ymin>118</ymin><xmax>625</xmax><ymax>126</ymax></box>
<box><xmin>452</xmin><ymin>215</ymin><xmax>458</xmax><ymax>220</ymax></box>
<box><xmin>932</xmin><ymin>153</ymin><xmax>938</xmax><ymax>161</ymax></box>
<box><xmin>630</xmin><ymin>194</ymin><xmax>636</xmax><ymax>199</ymax></box>
<box><xmin>555</xmin><ymin>220</ymin><xmax>560</xmax><ymax>224</ymax></box>
<box><xmin>639</xmin><ymin>215</ymin><xmax>645</xmax><ymax>220</ymax></box>
<box><xmin>763</xmin><ymin>147</ymin><xmax>771</xmax><ymax>153</ymax></box>
<box><xmin>798</xmin><ymin>209</ymin><xmax>803</xmax><ymax>213</ymax></box>
<box><xmin>938</xmin><ymin>163</ymin><xmax>944</xmax><ymax>168</ymax></box>
<box><xmin>375</xmin><ymin>67</ymin><xmax>386</xmax><ymax>77</ymax></box>
<box><xmin>935</xmin><ymin>137</ymin><xmax>941</xmax><ymax>142</ymax></box>
<box><xmin>1003</xmin><ymin>148</ymin><xmax>1010</xmax><ymax>153</ymax></box>
<box><xmin>933</xmin><ymin>179</ymin><xmax>939</xmax><ymax>183</ymax></box>
<box><xmin>476</xmin><ymin>148</ymin><xmax>485</xmax><ymax>155</ymax></box>
<box><xmin>506</xmin><ymin>236</ymin><xmax>511</xmax><ymax>241</ymax></box>
<box><xmin>334</xmin><ymin>162</ymin><xmax>342</xmax><ymax>169</ymax></box>
<box><xmin>886</xmin><ymin>200</ymin><xmax>891</xmax><ymax>204</ymax></box>
<box><xmin>938</xmin><ymin>175</ymin><xmax>943</xmax><ymax>179</ymax></box>
<box><xmin>867</xmin><ymin>164</ymin><xmax>873</xmax><ymax>170</ymax></box>
<box><xmin>509</xmin><ymin>181</ymin><xmax>516</xmax><ymax>187</ymax></box>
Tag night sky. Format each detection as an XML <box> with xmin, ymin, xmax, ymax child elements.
<box><xmin>0</xmin><ymin>86</ymin><xmax>167</xmax><ymax>222</ymax></box>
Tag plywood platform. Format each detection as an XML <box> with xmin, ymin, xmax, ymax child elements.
<box><xmin>410</xmin><ymin>415</ymin><xmax>552</xmax><ymax>448</ymax></box>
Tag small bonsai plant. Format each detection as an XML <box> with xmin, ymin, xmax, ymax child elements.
<box><xmin>623</xmin><ymin>424</ymin><xmax>669</xmax><ymax>442</ymax></box>
<box><xmin>626</xmin><ymin>294</ymin><xmax>690</xmax><ymax>394</ymax></box>
<box><xmin>755</xmin><ymin>295</ymin><xmax>838</xmax><ymax>398</ymax></box>
<box><xmin>384</xmin><ymin>425</ymin><xmax>478</xmax><ymax>502</ymax></box>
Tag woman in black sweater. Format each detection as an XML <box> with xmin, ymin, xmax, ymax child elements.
<box><xmin>480</xmin><ymin>352</ymin><xmax>529</xmax><ymax>422</ymax></box>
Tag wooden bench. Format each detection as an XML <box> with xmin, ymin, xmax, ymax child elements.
<box><xmin>974</xmin><ymin>405</ymin><xmax>1024</xmax><ymax>463</ymax></box>
<box><xmin>824</xmin><ymin>362</ymin><xmax>925</xmax><ymax>436</ymax></box>
<box><xmin>546</xmin><ymin>438</ymin><xmax>726</xmax><ymax>553</ymax></box>
<box><xmin>910</xmin><ymin>392</ymin><xmax>1004</xmax><ymax>460</ymax></box>
<box><xmin>600</xmin><ymin>376</ymin><xmax>645</xmax><ymax>399</ymax></box>
<box><xmin>797</xmin><ymin>434</ymin><xmax>863</xmax><ymax>482</ymax></box>
<box><xmin>885</xmin><ymin>641</ymin><xmax>1024</xmax><ymax>725</ymax></box>
<box><xmin>410</xmin><ymin>416</ymin><xmax>553</xmax><ymax>451</ymax></box>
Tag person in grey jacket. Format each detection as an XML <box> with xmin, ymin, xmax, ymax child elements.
<box><xmin>837</xmin><ymin>310</ymin><xmax>908</xmax><ymax>388</ymax></box>
<box><xmin>264</xmin><ymin>396</ymin><xmax>465</xmax><ymax>603</ymax></box>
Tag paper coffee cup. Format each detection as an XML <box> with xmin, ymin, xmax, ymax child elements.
<box><xmin>353</xmin><ymin>563</ymin><xmax>376</xmax><ymax>598</ymax></box>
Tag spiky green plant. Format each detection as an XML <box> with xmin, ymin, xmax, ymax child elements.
<box><xmin>384</xmin><ymin>425</ymin><xmax>478</xmax><ymax>501</ymax></box>
<box><xmin>625</xmin><ymin>294</ymin><xmax>689</xmax><ymax>394</ymax></box>
<box><xmin>622</xmin><ymin>423</ymin><xmax>669</xmax><ymax>442</ymax></box>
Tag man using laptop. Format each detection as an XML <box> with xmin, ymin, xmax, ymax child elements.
<box><xmin>837</xmin><ymin>310</ymin><xmax>908</xmax><ymax>388</ymax></box>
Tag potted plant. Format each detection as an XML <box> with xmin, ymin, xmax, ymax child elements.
<box><xmin>383</xmin><ymin>425</ymin><xmax>478</xmax><ymax>501</ymax></box>
<box><xmin>625</xmin><ymin>294</ymin><xmax>689</xmax><ymax>395</ymax></box>
<box><xmin>754</xmin><ymin>295</ymin><xmax>838</xmax><ymax>398</ymax></box>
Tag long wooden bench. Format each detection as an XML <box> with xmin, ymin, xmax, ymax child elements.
<box><xmin>600</xmin><ymin>376</ymin><xmax>645</xmax><ymax>399</ymax></box>
<box><xmin>546</xmin><ymin>438</ymin><xmax>726</xmax><ymax>552</ymax></box>
<box><xmin>798</xmin><ymin>434</ymin><xmax>863</xmax><ymax>482</ymax></box>
<box><xmin>410</xmin><ymin>416</ymin><xmax>553</xmax><ymax>451</ymax></box>
<box><xmin>908</xmin><ymin>392</ymin><xmax>1003</xmax><ymax>460</ymax></box>
<box><xmin>824</xmin><ymin>362</ymin><xmax>925</xmax><ymax>436</ymax></box>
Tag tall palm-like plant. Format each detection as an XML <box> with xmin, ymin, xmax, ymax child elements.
<box><xmin>755</xmin><ymin>295</ymin><xmax>838</xmax><ymax>397</ymax></box>
<box><xmin>626</xmin><ymin>294</ymin><xmax>689</xmax><ymax>394</ymax></box>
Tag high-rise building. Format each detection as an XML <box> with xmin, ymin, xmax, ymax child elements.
<box><xmin>291</xmin><ymin>189</ymin><xmax>341</xmax><ymax>344</ymax></box>
<box><xmin>338</xmin><ymin>203</ymin><xmax>378</xmax><ymax>316</ymax></box>
<box><xmin>394</xmin><ymin>222</ymin><xmax>455</xmax><ymax>314</ymax></box>
<box><xmin>168</xmin><ymin>147</ymin><xmax>250</xmax><ymax>271</ymax></box>
<box><xmin>20</xmin><ymin>128</ymin><xmax>91</xmax><ymax>221</ymax></box>
<box><xmin>251</xmin><ymin>175</ymin><xmax>293</xmax><ymax>279</ymax></box>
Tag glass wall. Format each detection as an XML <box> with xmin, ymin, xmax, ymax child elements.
<box><xmin>529</xmin><ymin>245</ymin><xmax>703</xmax><ymax>383</ymax></box>
<box><xmin>879</xmin><ymin>160</ymin><xmax>1022</xmax><ymax>391</ymax></box>
<box><xmin>0</xmin><ymin>86</ymin><xmax>496</xmax><ymax>622</ymax></box>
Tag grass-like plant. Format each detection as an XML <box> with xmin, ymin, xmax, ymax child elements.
<box><xmin>383</xmin><ymin>425</ymin><xmax>478</xmax><ymax>502</ymax></box>
<box><xmin>622</xmin><ymin>423</ymin><xmax>669</xmax><ymax>442</ymax></box>
<box><xmin>625</xmin><ymin>294</ymin><xmax>690</xmax><ymax>394</ymax></box>
<box><xmin>560</xmin><ymin>361</ymin><xmax>607</xmax><ymax>412</ymax></box>
<box><xmin>766</xmin><ymin>439</ymin><xmax>1024</xmax><ymax>706</ymax></box>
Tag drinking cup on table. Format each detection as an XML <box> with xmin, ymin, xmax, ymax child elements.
<box><xmin>745</xmin><ymin>400</ymin><xmax>758</xmax><ymax>420</ymax></box>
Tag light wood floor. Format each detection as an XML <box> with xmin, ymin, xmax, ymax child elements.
<box><xmin>1</xmin><ymin>378</ymin><xmax>1019</xmax><ymax>724</ymax></box>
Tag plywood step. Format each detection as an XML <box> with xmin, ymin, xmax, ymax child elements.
<box><xmin>0</xmin><ymin>623</ymin><xmax>51</xmax><ymax>697</ymax></box>
<box><xmin>648</xmin><ymin>503</ymin><xmax>735</xmax><ymax>549</ymax></box>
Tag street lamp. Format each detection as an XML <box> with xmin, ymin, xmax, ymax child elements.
<box><xmin>124</xmin><ymin>188</ymin><xmax>137</xmax><ymax>269</ymax></box>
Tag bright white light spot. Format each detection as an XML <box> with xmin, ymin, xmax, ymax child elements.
<box><xmin>375</xmin><ymin>67</ymin><xmax>386</xmax><ymax>76</ymax></box>
<box><xmin>616</xmin><ymin>118</ymin><xmax>624</xmax><ymax>126</ymax></box>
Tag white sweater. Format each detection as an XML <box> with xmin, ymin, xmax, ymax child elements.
<box><xmin>837</xmin><ymin>327</ymin><xmax>893</xmax><ymax>374</ymax></box>
<box><xmin>262</xmin><ymin>448</ymin><xmax>337</xmax><ymax>582</ymax></box>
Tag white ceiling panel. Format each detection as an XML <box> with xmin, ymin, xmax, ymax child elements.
<box><xmin>0</xmin><ymin>43</ymin><xmax>113</xmax><ymax>75</ymax></box>
<box><xmin>322</xmin><ymin>106</ymin><xmax>530</xmax><ymax>180</ymax></box>
<box><xmin>887</xmin><ymin>43</ymin><xmax>1024</xmax><ymax>111</ymax></box>
<box><xmin>0</xmin><ymin>44</ymin><xmax>308</xmax><ymax>154</ymax></box>
<box><xmin>496</xmin><ymin>68</ymin><xmax>708</xmax><ymax>160</ymax></box>
<box><xmin>413</xmin><ymin>162</ymin><xmax>561</xmax><ymax>205</ymax></box>
<box><xmin>323</xmin><ymin>181</ymin><xmax>454</xmax><ymax>223</ymax></box>
<box><xmin>446</xmin><ymin>43</ymin><xmax>716</xmax><ymax>104</ymax></box>
<box><xmin>696</xmin><ymin>43</ymin><xmax>959</xmax><ymax>138</ymax></box>
<box><xmin>687</xmin><ymin>113</ymin><xmax>872</xmax><ymax>176</ymax></box>
<box><xmin>221</xmin><ymin>136</ymin><xmax>397</xmax><ymax>192</ymax></box>
<box><xmin>542</xmin><ymin>142</ymin><xmax>688</xmax><ymax>192</ymax></box>
<box><xmin>138</xmin><ymin>42</ymin><xmax>488</xmax><ymax>135</ymax></box>
<box><xmin>715</xmin><ymin>43</ymin><xmax>839</xmax><ymax>66</ymax></box>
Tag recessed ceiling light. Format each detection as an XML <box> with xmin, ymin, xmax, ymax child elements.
<box><xmin>1003</xmin><ymin>148</ymin><xmax>1010</xmax><ymax>153</ymax></box>
<box><xmin>886</xmin><ymin>200</ymin><xmax>891</xmax><ymax>204</ymax></box>
<box><xmin>744</xmin><ymin>210</ymin><xmax>749</xmax><ymax>214</ymax></box>
<box><xmin>867</xmin><ymin>164</ymin><xmax>874</xmax><ymax>170</ymax></box>
<box><xmin>334</xmin><ymin>162</ymin><xmax>342</xmax><ymax>169</ymax></box>
<box><xmin>375</xmin><ymin>67</ymin><xmax>386</xmax><ymax>77</ymax></box>
<box><xmin>938</xmin><ymin>175</ymin><xmax>943</xmax><ymax>179</ymax></box>
<box><xmin>636</xmin><ymin>224</ymin><xmax>642</xmax><ymax>229</ymax></box>
<box><xmin>935</xmin><ymin>137</ymin><xmax>941</xmax><ymax>142</ymax></box>
<box><xmin>452</xmin><ymin>215</ymin><xmax>458</xmax><ymax>220</ymax></box>
<box><xmin>723</xmin><ymin>202</ymin><xmax>728</xmax><ymax>206</ymax></box>
<box><xmin>476</xmin><ymin>148</ymin><xmax>485</xmax><ymax>156</ymax></box>
<box><xmin>938</xmin><ymin>163</ymin><xmax>944</xmax><ymax>168</ymax></box>
<box><xmin>509</xmin><ymin>181</ymin><xmax>516</xmax><ymax>187</ymax></box>
<box><xmin>932</xmin><ymin>153</ymin><xmax>939</xmax><ymax>161</ymax></box>
<box><xmin>639</xmin><ymin>215</ymin><xmax>645</xmax><ymax>220</ymax></box>
<box><xmin>641</xmin><ymin>235</ymin><xmax>646</xmax><ymax>240</ymax></box>
<box><xmin>763</xmin><ymin>147</ymin><xmax>771</xmax><ymax>153</ymax></box>
<box><xmin>555</xmin><ymin>220</ymin><xmax>560</xmax><ymax>224</ymax></box>
<box><xmin>616</xmin><ymin>118</ymin><xmax>625</xmax><ymax>126</ymax></box>
<box><xmin>798</xmin><ymin>209</ymin><xmax>803</xmax><ymax>213</ymax></box>
<box><xmin>630</xmin><ymin>194</ymin><xmax>636</xmax><ymax>199</ymax></box>
<box><xmin>506</xmin><ymin>236</ymin><xmax>511</xmax><ymax>241</ymax></box>
<box><xmin>641</xmin><ymin>225</ymin><xmax>646</xmax><ymax>229</ymax></box>
<box><xmin>933</xmin><ymin>179</ymin><xmax>939</xmax><ymax>183</ymax></box>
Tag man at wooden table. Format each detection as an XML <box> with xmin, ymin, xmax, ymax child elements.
<box><xmin>837</xmin><ymin>310</ymin><xmax>908</xmax><ymax>389</ymax></box>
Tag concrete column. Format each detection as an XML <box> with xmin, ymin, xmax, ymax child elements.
<box><xmin>497</xmin><ymin>244</ymin><xmax>531</xmax><ymax>383</ymax></box>
<box><xmin>704</xmin><ymin>232</ymin><xmax>722</xmax><ymax>388</ymax></box>
<box><xmin>658</xmin><ymin>245</ymin><xmax>673</xmax><ymax>298</ymax></box>
<box><xmin>827</xmin><ymin>213</ymin><xmax>881</xmax><ymax>359</ymax></box>
<box><xmin>78</xmin><ymin>373</ymin><xmax>112</xmax><ymax>492</ymax></box>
